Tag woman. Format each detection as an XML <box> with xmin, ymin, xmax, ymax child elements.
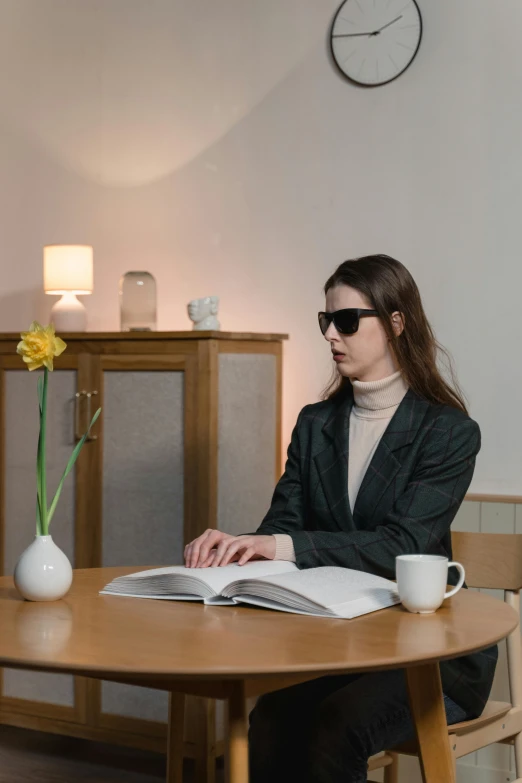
<box><xmin>184</xmin><ymin>254</ymin><xmax>497</xmax><ymax>783</ymax></box>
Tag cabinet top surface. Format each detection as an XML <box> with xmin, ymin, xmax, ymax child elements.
<box><xmin>0</xmin><ymin>331</ymin><xmax>288</xmax><ymax>342</ymax></box>
<box><xmin>0</xmin><ymin>567</ymin><xmax>515</xmax><ymax>680</ymax></box>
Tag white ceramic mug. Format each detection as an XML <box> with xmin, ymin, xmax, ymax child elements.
<box><xmin>395</xmin><ymin>554</ymin><xmax>466</xmax><ymax>614</ymax></box>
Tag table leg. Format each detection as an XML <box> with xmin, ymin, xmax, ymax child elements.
<box><xmin>167</xmin><ymin>692</ymin><xmax>185</xmax><ymax>783</ymax></box>
<box><xmin>406</xmin><ymin>663</ymin><xmax>455</xmax><ymax>783</ymax></box>
<box><xmin>227</xmin><ymin>681</ymin><xmax>248</xmax><ymax>783</ymax></box>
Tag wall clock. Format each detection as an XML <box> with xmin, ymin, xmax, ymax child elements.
<box><xmin>330</xmin><ymin>0</ymin><xmax>422</xmax><ymax>87</ymax></box>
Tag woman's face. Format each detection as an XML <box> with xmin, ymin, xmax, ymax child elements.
<box><xmin>324</xmin><ymin>284</ymin><xmax>402</xmax><ymax>382</ymax></box>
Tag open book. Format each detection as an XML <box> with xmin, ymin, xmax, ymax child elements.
<box><xmin>100</xmin><ymin>561</ymin><xmax>400</xmax><ymax>619</ymax></box>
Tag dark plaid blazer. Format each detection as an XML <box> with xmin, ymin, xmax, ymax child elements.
<box><xmin>254</xmin><ymin>385</ymin><xmax>498</xmax><ymax>718</ymax></box>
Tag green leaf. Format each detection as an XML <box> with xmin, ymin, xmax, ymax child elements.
<box><xmin>36</xmin><ymin>493</ymin><xmax>42</xmax><ymax>537</ymax></box>
<box><xmin>46</xmin><ymin>407</ymin><xmax>101</xmax><ymax>528</ymax></box>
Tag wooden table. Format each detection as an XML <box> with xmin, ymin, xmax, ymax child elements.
<box><xmin>0</xmin><ymin>567</ymin><xmax>517</xmax><ymax>783</ymax></box>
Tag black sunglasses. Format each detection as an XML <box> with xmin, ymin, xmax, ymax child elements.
<box><xmin>318</xmin><ymin>308</ymin><xmax>380</xmax><ymax>336</ymax></box>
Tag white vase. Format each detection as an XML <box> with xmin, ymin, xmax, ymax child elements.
<box><xmin>14</xmin><ymin>535</ymin><xmax>73</xmax><ymax>602</ymax></box>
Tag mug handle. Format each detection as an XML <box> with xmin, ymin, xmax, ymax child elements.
<box><xmin>444</xmin><ymin>561</ymin><xmax>466</xmax><ymax>599</ymax></box>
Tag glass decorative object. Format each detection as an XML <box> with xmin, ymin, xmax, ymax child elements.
<box><xmin>119</xmin><ymin>271</ymin><xmax>157</xmax><ymax>331</ymax></box>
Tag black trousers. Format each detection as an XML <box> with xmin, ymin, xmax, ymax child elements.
<box><xmin>248</xmin><ymin>668</ymin><xmax>469</xmax><ymax>783</ymax></box>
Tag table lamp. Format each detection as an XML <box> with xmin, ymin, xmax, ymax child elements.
<box><xmin>44</xmin><ymin>245</ymin><xmax>93</xmax><ymax>332</ymax></box>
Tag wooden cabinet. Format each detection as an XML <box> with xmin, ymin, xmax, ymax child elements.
<box><xmin>0</xmin><ymin>331</ymin><xmax>286</xmax><ymax>775</ymax></box>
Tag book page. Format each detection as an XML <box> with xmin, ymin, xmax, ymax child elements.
<box><xmin>111</xmin><ymin>560</ymin><xmax>298</xmax><ymax>596</ymax></box>
<box><xmin>223</xmin><ymin>566</ymin><xmax>398</xmax><ymax>610</ymax></box>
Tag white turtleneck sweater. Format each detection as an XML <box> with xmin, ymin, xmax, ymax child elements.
<box><xmin>273</xmin><ymin>369</ymin><xmax>410</xmax><ymax>561</ymax></box>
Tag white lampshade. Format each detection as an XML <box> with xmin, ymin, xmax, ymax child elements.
<box><xmin>44</xmin><ymin>245</ymin><xmax>93</xmax><ymax>295</ymax></box>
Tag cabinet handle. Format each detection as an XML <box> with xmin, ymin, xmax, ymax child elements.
<box><xmin>85</xmin><ymin>391</ymin><xmax>99</xmax><ymax>441</ymax></box>
<box><xmin>74</xmin><ymin>391</ymin><xmax>87</xmax><ymax>441</ymax></box>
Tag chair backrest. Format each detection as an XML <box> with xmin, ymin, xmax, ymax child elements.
<box><xmin>451</xmin><ymin>532</ymin><xmax>522</xmax><ymax>724</ymax></box>
<box><xmin>452</xmin><ymin>531</ymin><xmax>522</xmax><ymax>591</ymax></box>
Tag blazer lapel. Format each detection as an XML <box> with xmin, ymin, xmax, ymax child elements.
<box><xmin>314</xmin><ymin>392</ymin><xmax>355</xmax><ymax>531</ymax></box>
<box><xmin>352</xmin><ymin>388</ymin><xmax>430</xmax><ymax>526</ymax></box>
<box><xmin>314</xmin><ymin>386</ymin><xmax>430</xmax><ymax>531</ymax></box>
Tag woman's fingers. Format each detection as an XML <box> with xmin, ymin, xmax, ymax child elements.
<box><xmin>199</xmin><ymin>550</ymin><xmax>216</xmax><ymax>568</ymax></box>
<box><xmin>189</xmin><ymin>530</ymin><xmax>235</xmax><ymax>568</ymax></box>
<box><xmin>189</xmin><ymin>529</ymin><xmax>217</xmax><ymax>568</ymax></box>
<box><xmin>237</xmin><ymin>546</ymin><xmax>256</xmax><ymax>566</ymax></box>
<box><xmin>211</xmin><ymin>536</ymin><xmax>242</xmax><ymax>568</ymax></box>
<box><xmin>214</xmin><ymin>537</ymin><xmax>250</xmax><ymax>568</ymax></box>
<box><xmin>185</xmin><ymin>533</ymin><xmax>273</xmax><ymax>569</ymax></box>
<box><xmin>197</xmin><ymin>531</ymin><xmax>234</xmax><ymax>567</ymax></box>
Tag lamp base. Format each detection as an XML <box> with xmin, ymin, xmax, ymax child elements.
<box><xmin>50</xmin><ymin>293</ymin><xmax>87</xmax><ymax>332</ymax></box>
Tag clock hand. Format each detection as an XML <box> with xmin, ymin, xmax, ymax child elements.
<box><xmin>332</xmin><ymin>31</ymin><xmax>377</xmax><ymax>38</ymax></box>
<box><xmin>375</xmin><ymin>15</ymin><xmax>403</xmax><ymax>33</ymax></box>
<box><xmin>332</xmin><ymin>14</ymin><xmax>404</xmax><ymax>39</ymax></box>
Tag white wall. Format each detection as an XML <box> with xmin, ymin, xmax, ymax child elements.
<box><xmin>0</xmin><ymin>0</ymin><xmax>520</xmax><ymax>493</ymax></box>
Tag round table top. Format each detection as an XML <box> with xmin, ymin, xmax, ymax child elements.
<box><xmin>0</xmin><ymin>567</ymin><xmax>517</xmax><ymax>681</ymax></box>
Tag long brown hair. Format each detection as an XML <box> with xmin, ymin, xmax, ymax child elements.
<box><xmin>321</xmin><ymin>254</ymin><xmax>469</xmax><ymax>415</ymax></box>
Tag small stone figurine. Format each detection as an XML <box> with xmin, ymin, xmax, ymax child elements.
<box><xmin>187</xmin><ymin>296</ymin><xmax>220</xmax><ymax>331</ymax></box>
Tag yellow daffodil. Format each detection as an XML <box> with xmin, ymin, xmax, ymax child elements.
<box><xmin>17</xmin><ymin>321</ymin><xmax>67</xmax><ymax>371</ymax></box>
<box><xmin>15</xmin><ymin>320</ymin><xmax>99</xmax><ymax>536</ymax></box>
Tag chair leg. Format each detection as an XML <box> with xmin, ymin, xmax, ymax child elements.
<box><xmin>514</xmin><ymin>731</ymin><xmax>522</xmax><ymax>779</ymax></box>
<box><xmin>506</xmin><ymin>593</ymin><xmax>522</xmax><ymax>781</ymax></box>
<box><xmin>383</xmin><ymin>752</ymin><xmax>399</xmax><ymax>783</ymax></box>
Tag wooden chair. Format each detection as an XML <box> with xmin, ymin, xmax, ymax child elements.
<box><xmin>367</xmin><ymin>750</ymin><xmax>399</xmax><ymax>782</ymax></box>
<box><xmin>382</xmin><ymin>531</ymin><xmax>522</xmax><ymax>781</ymax></box>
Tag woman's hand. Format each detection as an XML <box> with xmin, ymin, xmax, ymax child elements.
<box><xmin>184</xmin><ymin>529</ymin><xmax>276</xmax><ymax>568</ymax></box>
<box><xmin>184</xmin><ymin>530</ymin><xmax>235</xmax><ymax>568</ymax></box>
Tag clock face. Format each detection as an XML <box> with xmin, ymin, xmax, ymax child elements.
<box><xmin>330</xmin><ymin>0</ymin><xmax>422</xmax><ymax>87</ymax></box>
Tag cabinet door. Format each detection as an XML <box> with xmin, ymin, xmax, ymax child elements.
<box><xmin>217</xmin><ymin>348</ymin><xmax>280</xmax><ymax>536</ymax></box>
<box><xmin>0</xmin><ymin>354</ymin><xmax>91</xmax><ymax>723</ymax></box>
<box><xmin>92</xmin><ymin>354</ymin><xmax>194</xmax><ymax>735</ymax></box>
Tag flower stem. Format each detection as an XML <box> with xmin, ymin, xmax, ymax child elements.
<box><xmin>38</xmin><ymin>368</ymin><xmax>49</xmax><ymax>535</ymax></box>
